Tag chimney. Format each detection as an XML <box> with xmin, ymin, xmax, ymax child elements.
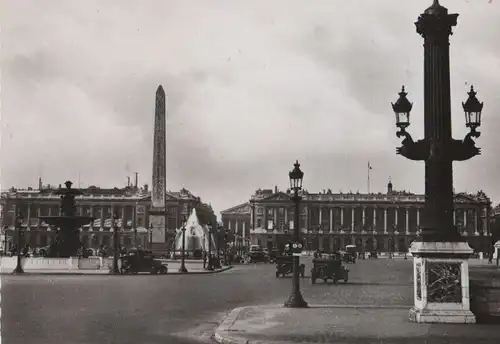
<box><xmin>127</xmin><ymin>176</ymin><xmax>131</xmax><ymax>187</ymax></box>
<box><xmin>274</xmin><ymin>185</ymin><xmax>278</xmax><ymax>193</ymax></box>
<box><xmin>38</xmin><ymin>177</ymin><xmax>42</xmax><ymax>190</ymax></box>
<box><xmin>134</xmin><ymin>172</ymin><xmax>138</xmax><ymax>188</ymax></box>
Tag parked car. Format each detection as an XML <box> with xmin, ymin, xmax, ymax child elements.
<box><xmin>121</xmin><ymin>248</ymin><xmax>168</xmax><ymax>274</ymax></box>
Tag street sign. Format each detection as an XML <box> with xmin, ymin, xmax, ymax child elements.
<box><xmin>292</xmin><ymin>253</ymin><xmax>301</xmax><ymax>256</ymax></box>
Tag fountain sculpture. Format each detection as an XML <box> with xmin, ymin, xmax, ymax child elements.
<box><xmin>173</xmin><ymin>208</ymin><xmax>217</xmax><ymax>255</ymax></box>
<box><xmin>39</xmin><ymin>181</ymin><xmax>94</xmax><ymax>257</ymax></box>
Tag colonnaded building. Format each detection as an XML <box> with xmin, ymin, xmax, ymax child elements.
<box><xmin>0</xmin><ymin>179</ymin><xmax>214</xmax><ymax>252</ymax></box>
<box><xmin>221</xmin><ymin>181</ymin><xmax>493</xmax><ymax>253</ymax></box>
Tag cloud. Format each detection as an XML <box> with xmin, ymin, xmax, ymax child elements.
<box><xmin>1</xmin><ymin>0</ymin><xmax>500</xmax><ymax>215</ymax></box>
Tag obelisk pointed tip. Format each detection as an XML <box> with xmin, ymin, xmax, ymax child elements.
<box><xmin>156</xmin><ymin>85</ymin><xmax>165</xmax><ymax>95</ymax></box>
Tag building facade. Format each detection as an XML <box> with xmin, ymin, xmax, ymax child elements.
<box><xmin>221</xmin><ymin>183</ymin><xmax>492</xmax><ymax>253</ymax></box>
<box><xmin>0</xmin><ymin>183</ymin><xmax>212</xmax><ymax>252</ymax></box>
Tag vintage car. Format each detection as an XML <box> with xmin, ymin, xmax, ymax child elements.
<box><xmin>275</xmin><ymin>255</ymin><xmax>305</xmax><ymax>278</ymax></box>
<box><xmin>311</xmin><ymin>256</ymin><xmax>349</xmax><ymax>284</ymax></box>
<box><xmin>248</xmin><ymin>245</ymin><xmax>268</xmax><ymax>263</ymax></box>
<box><xmin>120</xmin><ymin>249</ymin><xmax>168</xmax><ymax>274</ymax></box>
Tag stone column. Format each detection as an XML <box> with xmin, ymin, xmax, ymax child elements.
<box><xmin>406</xmin><ymin>208</ymin><xmax>410</xmax><ymax>234</ymax></box>
<box><xmin>100</xmin><ymin>206</ymin><xmax>105</xmax><ymax>230</ymax></box>
<box><xmin>417</xmin><ymin>208</ymin><xmax>420</xmax><ymax>228</ymax></box>
<box><xmin>284</xmin><ymin>208</ymin><xmax>288</xmax><ymax>225</ymax></box>
<box><xmin>463</xmin><ymin>209</ymin><xmax>468</xmax><ymax>230</ymax></box>
<box><xmin>362</xmin><ymin>207</ymin><xmax>366</xmax><ymax>226</ymax></box>
<box><xmin>340</xmin><ymin>207</ymin><xmax>344</xmax><ymax>227</ymax></box>
<box><xmin>329</xmin><ymin>208</ymin><xmax>333</xmax><ymax>232</ymax></box>
<box><xmin>319</xmin><ymin>207</ymin><xmax>322</xmax><ymax>229</ymax></box>
<box><xmin>482</xmin><ymin>207</ymin><xmax>488</xmax><ymax>235</ymax></box>
<box><xmin>235</xmin><ymin>220</ymin><xmax>239</xmax><ymax>236</ymax></box>
<box><xmin>395</xmin><ymin>208</ymin><xmax>399</xmax><ymax>229</ymax></box>
<box><xmin>351</xmin><ymin>207</ymin><xmax>355</xmax><ymax>232</ymax></box>
<box><xmin>250</xmin><ymin>203</ymin><xmax>255</xmax><ymax>230</ymax></box>
<box><xmin>453</xmin><ymin>208</ymin><xmax>456</xmax><ymax>225</ymax></box>
<box><xmin>384</xmin><ymin>208</ymin><xmax>388</xmax><ymax>234</ymax></box>
<box><xmin>474</xmin><ymin>209</ymin><xmax>478</xmax><ymax>235</ymax></box>
<box><xmin>26</xmin><ymin>204</ymin><xmax>31</xmax><ymax>229</ymax></box>
<box><xmin>264</xmin><ymin>206</ymin><xmax>268</xmax><ymax>230</ymax></box>
<box><xmin>121</xmin><ymin>207</ymin><xmax>126</xmax><ymax>230</ymax></box>
<box><xmin>37</xmin><ymin>206</ymin><xmax>41</xmax><ymax>227</ymax></box>
<box><xmin>242</xmin><ymin>221</ymin><xmax>246</xmax><ymax>241</ymax></box>
<box><xmin>373</xmin><ymin>207</ymin><xmax>377</xmax><ymax>230</ymax></box>
<box><xmin>274</xmin><ymin>208</ymin><xmax>278</xmax><ymax>228</ymax></box>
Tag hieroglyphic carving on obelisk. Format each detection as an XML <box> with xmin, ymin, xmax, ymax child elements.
<box><xmin>149</xmin><ymin>85</ymin><xmax>167</xmax><ymax>244</ymax></box>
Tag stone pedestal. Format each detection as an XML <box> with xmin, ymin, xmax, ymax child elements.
<box><xmin>409</xmin><ymin>241</ymin><xmax>476</xmax><ymax>324</ymax></box>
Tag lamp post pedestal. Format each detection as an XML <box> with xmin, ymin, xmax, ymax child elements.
<box><xmin>409</xmin><ymin>242</ymin><xmax>475</xmax><ymax>324</ymax></box>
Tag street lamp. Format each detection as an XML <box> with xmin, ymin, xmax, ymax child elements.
<box><xmin>284</xmin><ymin>160</ymin><xmax>308</xmax><ymax>308</ymax></box>
<box><xmin>207</xmin><ymin>221</ymin><xmax>213</xmax><ymax>271</ymax></box>
<box><xmin>149</xmin><ymin>223</ymin><xmax>153</xmax><ymax>250</ymax></box>
<box><xmin>178</xmin><ymin>216</ymin><xmax>188</xmax><ymax>273</ymax></box>
<box><xmin>12</xmin><ymin>210</ymin><xmax>24</xmax><ymax>274</ymax></box>
<box><xmin>110</xmin><ymin>212</ymin><xmax>121</xmax><ymax>274</ymax></box>
<box><xmin>393</xmin><ymin>0</ymin><xmax>484</xmax><ymax>323</ymax></box>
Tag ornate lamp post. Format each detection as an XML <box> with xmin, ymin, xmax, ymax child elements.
<box><xmin>148</xmin><ymin>223</ymin><xmax>153</xmax><ymax>250</ymax></box>
<box><xmin>178</xmin><ymin>216</ymin><xmax>188</xmax><ymax>273</ymax></box>
<box><xmin>207</xmin><ymin>221</ymin><xmax>213</xmax><ymax>271</ymax></box>
<box><xmin>12</xmin><ymin>210</ymin><xmax>24</xmax><ymax>274</ymax></box>
<box><xmin>284</xmin><ymin>160</ymin><xmax>308</xmax><ymax>308</ymax></box>
<box><xmin>110</xmin><ymin>212</ymin><xmax>121</xmax><ymax>274</ymax></box>
<box><xmin>393</xmin><ymin>0</ymin><xmax>483</xmax><ymax>324</ymax></box>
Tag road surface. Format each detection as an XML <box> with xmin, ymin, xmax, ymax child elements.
<box><xmin>1</xmin><ymin>258</ymin><xmax>414</xmax><ymax>344</ymax></box>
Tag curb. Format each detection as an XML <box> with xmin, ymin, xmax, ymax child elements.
<box><xmin>213</xmin><ymin>304</ymin><xmax>412</xmax><ymax>344</ymax></box>
<box><xmin>214</xmin><ymin>307</ymin><xmax>251</xmax><ymax>344</ymax></box>
<box><xmin>0</xmin><ymin>266</ymin><xmax>233</xmax><ymax>276</ymax></box>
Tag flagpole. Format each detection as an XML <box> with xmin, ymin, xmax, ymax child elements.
<box><xmin>367</xmin><ymin>162</ymin><xmax>371</xmax><ymax>194</ymax></box>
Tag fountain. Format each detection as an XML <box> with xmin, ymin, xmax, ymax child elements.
<box><xmin>39</xmin><ymin>181</ymin><xmax>94</xmax><ymax>258</ymax></box>
<box><xmin>173</xmin><ymin>208</ymin><xmax>217</xmax><ymax>256</ymax></box>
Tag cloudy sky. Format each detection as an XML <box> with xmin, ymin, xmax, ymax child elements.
<box><xmin>1</xmin><ymin>0</ymin><xmax>499</xmax><ymax>215</ymax></box>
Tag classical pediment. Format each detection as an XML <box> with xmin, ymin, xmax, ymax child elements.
<box><xmin>262</xmin><ymin>192</ymin><xmax>291</xmax><ymax>202</ymax></box>
<box><xmin>454</xmin><ymin>193</ymin><xmax>478</xmax><ymax>204</ymax></box>
<box><xmin>165</xmin><ymin>193</ymin><xmax>179</xmax><ymax>201</ymax></box>
<box><xmin>221</xmin><ymin>202</ymin><xmax>251</xmax><ymax>215</ymax></box>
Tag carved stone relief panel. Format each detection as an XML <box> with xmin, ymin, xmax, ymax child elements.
<box><xmin>426</xmin><ymin>262</ymin><xmax>462</xmax><ymax>303</ymax></box>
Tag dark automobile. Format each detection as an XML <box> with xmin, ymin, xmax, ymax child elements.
<box><xmin>121</xmin><ymin>248</ymin><xmax>168</xmax><ymax>274</ymax></box>
<box><xmin>311</xmin><ymin>255</ymin><xmax>349</xmax><ymax>284</ymax></box>
<box><xmin>275</xmin><ymin>255</ymin><xmax>305</xmax><ymax>278</ymax></box>
<box><xmin>248</xmin><ymin>245</ymin><xmax>268</xmax><ymax>263</ymax></box>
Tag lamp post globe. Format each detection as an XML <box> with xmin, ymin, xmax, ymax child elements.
<box><xmin>178</xmin><ymin>216</ymin><xmax>188</xmax><ymax>273</ymax></box>
<box><xmin>392</xmin><ymin>86</ymin><xmax>413</xmax><ymax>134</ymax></box>
<box><xmin>12</xmin><ymin>211</ymin><xmax>24</xmax><ymax>274</ymax></box>
<box><xmin>284</xmin><ymin>160</ymin><xmax>308</xmax><ymax>308</ymax></box>
<box><xmin>462</xmin><ymin>86</ymin><xmax>483</xmax><ymax>135</ymax></box>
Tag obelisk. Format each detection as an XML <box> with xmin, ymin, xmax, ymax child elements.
<box><xmin>149</xmin><ymin>85</ymin><xmax>167</xmax><ymax>248</ymax></box>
